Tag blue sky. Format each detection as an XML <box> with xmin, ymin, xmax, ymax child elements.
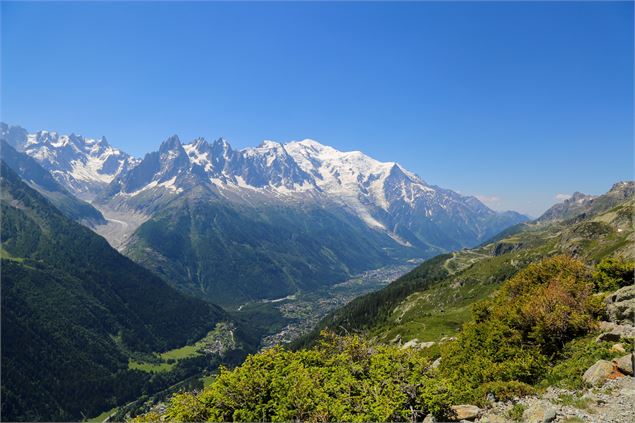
<box><xmin>2</xmin><ymin>1</ymin><xmax>633</xmax><ymax>216</ymax></box>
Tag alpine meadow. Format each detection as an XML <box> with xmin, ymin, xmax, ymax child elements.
<box><xmin>1</xmin><ymin>1</ymin><xmax>634</xmax><ymax>423</ymax></box>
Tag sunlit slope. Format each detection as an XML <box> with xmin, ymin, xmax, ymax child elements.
<box><xmin>298</xmin><ymin>182</ymin><xmax>634</xmax><ymax>346</ymax></box>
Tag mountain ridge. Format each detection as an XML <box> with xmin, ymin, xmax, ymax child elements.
<box><xmin>3</xmin><ymin>123</ymin><xmax>530</xmax><ymax>305</ymax></box>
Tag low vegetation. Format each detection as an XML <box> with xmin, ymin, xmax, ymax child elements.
<box><xmin>133</xmin><ymin>256</ymin><xmax>634</xmax><ymax>421</ymax></box>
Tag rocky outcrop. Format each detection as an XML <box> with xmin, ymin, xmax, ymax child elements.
<box><xmin>605</xmin><ymin>285</ymin><xmax>635</xmax><ymax>325</ymax></box>
<box><xmin>475</xmin><ymin>376</ymin><xmax>635</xmax><ymax>423</ymax></box>
<box><xmin>596</xmin><ymin>321</ymin><xmax>635</xmax><ymax>343</ymax></box>
<box><xmin>400</xmin><ymin>339</ymin><xmax>435</xmax><ymax>349</ymax></box>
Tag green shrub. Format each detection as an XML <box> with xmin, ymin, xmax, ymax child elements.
<box><xmin>593</xmin><ymin>257</ymin><xmax>634</xmax><ymax>292</ymax></box>
<box><xmin>135</xmin><ymin>333</ymin><xmax>452</xmax><ymax>422</ymax></box>
<box><xmin>440</xmin><ymin>256</ymin><xmax>599</xmax><ymax>402</ymax></box>
<box><xmin>539</xmin><ymin>336</ymin><xmax>633</xmax><ymax>390</ymax></box>
<box><xmin>507</xmin><ymin>404</ymin><xmax>525</xmax><ymax>422</ymax></box>
<box><xmin>477</xmin><ymin>381</ymin><xmax>535</xmax><ymax>403</ymax></box>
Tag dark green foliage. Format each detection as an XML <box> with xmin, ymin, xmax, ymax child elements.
<box><xmin>507</xmin><ymin>404</ymin><xmax>526</xmax><ymax>422</ymax></box>
<box><xmin>593</xmin><ymin>257</ymin><xmax>634</xmax><ymax>292</ymax></box>
<box><xmin>134</xmin><ymin>333</ymin><xmax>452</xmax><ymax>422</ymax></box>
<box><xmin>126</xmin><ymin>199</ymin><xmax>420</xmax><ymax>305</ymax></box>
<box><xmin>0</xmin><ymin>162</ymin><xmax>227</xmax><ymax>421</ymax></box>
<box><xmin>438</xmin><ymin>257</ymin><xmax>603</xmax><ymax>403</ymax></box>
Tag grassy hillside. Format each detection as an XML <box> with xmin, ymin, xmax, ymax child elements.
<box><xmin>0</xmin><ymin>161</ymin><xmax>246</xmax><ymax>421</ymax></box>
<box><xmin>295</xmin><ymin>182</ymin><xmax>633</xmax><ymax>347</ymax></box>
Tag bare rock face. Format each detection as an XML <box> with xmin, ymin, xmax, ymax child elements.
<box><xmin>450</xmin><ymin>404</ymin><xmax>481</xmax><ymax>421</ymax></box>
<box><xmin>583</xmin><ymin>360</ymin><xmax>616</xmax><ymax>386</ymax></box>
<box><xmin>605</xmin><ymin>285</ymin><xmax>635</xmax><ymax>325</ymax></box>
<box><xmin>522</xmin><ymin>403</ymin><xmax>556</xmax><ymax>423</ymax></box>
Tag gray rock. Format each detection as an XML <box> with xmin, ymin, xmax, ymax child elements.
<box><xmin>583</xmin><ymin>360</ymin><xmax>614</xmax><ymax>386</ymax></box>
<box><xmin>595</xmin><ymin>322</ymin><xmax>635</xmax><ymax>343</ymax></box>
<box><xmin>431</xmin><ymin>357</ymin><xmax>442</xmax><ymax>369</ymax></box>
<box><xmin>401</xmin><ymin>339</ymin><xmax>436</xmax><ymax>349</ymax></box>
<box><xmin>522</xmin><ymin>403</ymin><xmax>556</xmax><ymax>423</ymax></box>
<box><xmin>606</xmin><ymin>285</ymin><xmax>635</xmax><ymax>304</ymax></box>
<box><xmin>478</xmin><ymin>414</ymin><xmax>510</xmax><ymax>423</ymax></box>
<box><xmin>615</xmin><ymin>353</ymin><xmax>634</xmax><ymax>376</ymax></box>
<box><xmin>605</xmin><ymin>285</ymin><xmax>635</xmax><ymax>324</ymax></box>
<box><xmin>450</xmin><ymin>404</ymin><xmax>481</xmax><ymax>421</ymax></box>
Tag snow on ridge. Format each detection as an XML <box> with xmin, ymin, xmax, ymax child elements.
<box><xmin>21</xmin><ymin>129</ymin><xmax>139</xmax><ymax>198</ymax></box>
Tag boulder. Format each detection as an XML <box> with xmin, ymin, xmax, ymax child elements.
<box><xmin>477</xmin><ymin>414</ymin><xmax>510</xmax><ymax>423</ymax></box>
<box><xmin>615</xmin><ymin>353</ymin><xmax>634</xmax><ymax>376</ymax></box>
<box><xmin>522</xmin><ymin>403</ymin><xmax>556</xmax><ymax>423</ymax></box>
<box><xmin>450</xmin><ymin>405</ymin><xmax>481</xmax><ymax>421</ymax></box>
<box><xmin>401</xmin><ymin>339</ymin><xmax>436</xmax><ymax>349</ymax></box>
<box><xmin>598</xmin><ymin>321</ymin><xmax>635</xmax><ymax>338</ymax></box>
<box><xmin>583</xmin><ymin>360</ymin><xmax>614</xmax><ymax>386</ymax></box>
<box><xmin>605</xmin><ymin>285</ymin><xmax>635</xmax><ymax>304</ymax></box>
<box><xmin>605</xmin><ymin>285</ymin><xmax>635</xmax><ymax>324</ymax></box>
<box><xmin>431</xmin><ymin>357</ymin><xmax>442</xmax><ymax>369</ymax></box>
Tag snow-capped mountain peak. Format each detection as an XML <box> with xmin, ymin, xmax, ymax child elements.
<box><xmin>3</xmin><ymin>123</ymin><xmax>528</xmax><ymax>252</ymax></box>
<box><xmin>3</xmin><ymin>125</ymin><xmax>138</xmax><ymax>199</ymax></box>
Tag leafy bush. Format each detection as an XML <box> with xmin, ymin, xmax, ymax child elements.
<box><xmin>477</xmin><ymin>381</ymin><xmax>535</xmax><ymax>402</ymax></box>
<box><xmin>507</xmin><ymin>404</ymin><xmax>525</xmax><ymax>422</ymax></box>
<box><xmin>135</xmin><ymin>333</ymin><xmax>452</xmax><ymax>422</ymax></box>
<box><xmin>133</xmin><ymin>256</ymin><xmax>616</xmax><ymax>421</ymax></box>
<box><xmin>439</xmin><ymin>256</ymin><xmax>599</xmax><ymax>402</ymax></box>
<box><xmin>593</xmin><ymin>257</ymin><xmax>634</xmax><ymax>292</ymax></box>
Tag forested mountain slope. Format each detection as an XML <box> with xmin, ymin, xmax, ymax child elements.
<box><xmin>0</xmin><ymin>161</ymin><xmax>230</xmax><ymax>421</ymax></box>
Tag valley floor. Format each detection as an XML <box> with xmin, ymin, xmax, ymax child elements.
<box><xmin>233</xmin><ymin>262</ymin><xmax>420</xmax><ymax>349</ymax></box>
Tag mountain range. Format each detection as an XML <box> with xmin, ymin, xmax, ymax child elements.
<box><xmin>1</xmin><ymin>123</ymin><xmax>528</xmax><ymax>304</ymax></box>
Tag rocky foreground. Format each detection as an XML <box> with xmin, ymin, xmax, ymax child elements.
<box><xmin>427</xmin><ymin>284</ymin><xmax>635</xmax><ymax>423</ymax></box>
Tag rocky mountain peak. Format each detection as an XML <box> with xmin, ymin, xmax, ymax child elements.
<box><xmin>608</xmin><ymin>181</ymin><xmax>635</xmax><ymax>198</ymax></box>
<box><xmin>159</xmin><ymin>135</ymin><xmax>183</xmax><ymax>154</ymax></box>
